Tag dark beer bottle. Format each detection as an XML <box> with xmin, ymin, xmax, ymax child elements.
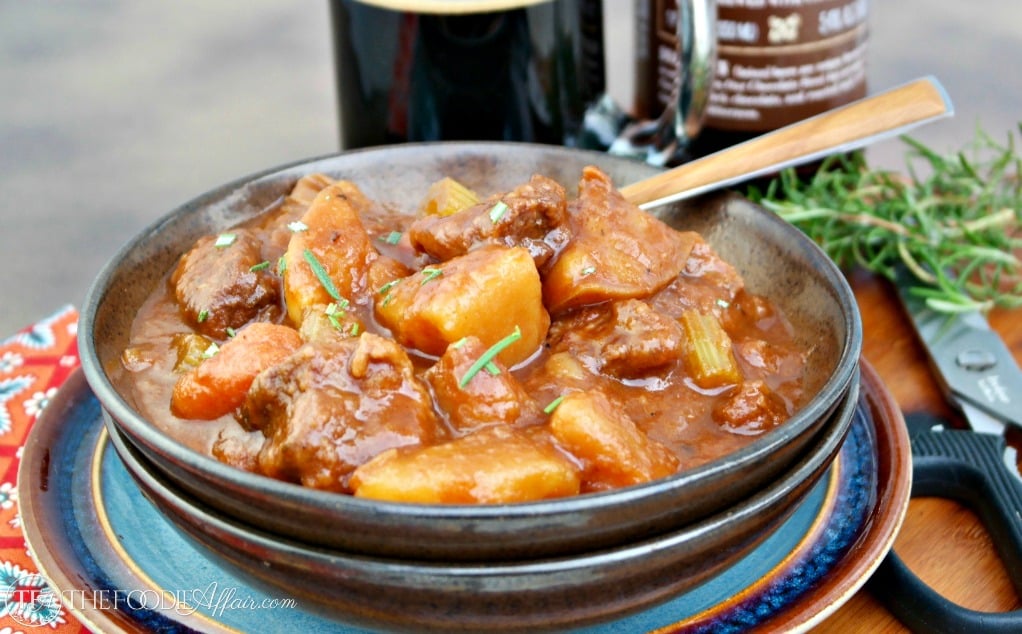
<box><xmin>688</xmin><ymin>0</ymin><xmax>869</xmax><ymax>158</ymax></box>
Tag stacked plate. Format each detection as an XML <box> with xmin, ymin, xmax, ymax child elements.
<box><xmin>77</xmin><ymin>143</ymin><xmax>863</xmax><ymax>630</ymax></box>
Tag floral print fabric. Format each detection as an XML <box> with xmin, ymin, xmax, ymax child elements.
<box><xmin>0</xmin><ymin>306</ymin><xmax>87</xmax><ymax>632</ymax></box>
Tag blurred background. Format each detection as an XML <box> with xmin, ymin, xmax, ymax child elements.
<box><xmin>2</xmin><ymin>0</ymin><xmax>1020</xmax><ymax>337</ymax></box>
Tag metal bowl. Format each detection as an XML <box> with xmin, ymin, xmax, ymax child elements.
<box><xmin>105</xmin><ymin>374</ymin><xmax>858</xmax><ymax>631</ymax></box>
<box><xmin>80</xmin><ymin>142</ymin><xmax>862</xmax><ymax>561</ymax></box>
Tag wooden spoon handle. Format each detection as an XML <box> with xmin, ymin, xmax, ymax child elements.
<box><xmin>620</xmin><ymin>76</ymin><xmax>954</xmax><ymax>209</ymax></box>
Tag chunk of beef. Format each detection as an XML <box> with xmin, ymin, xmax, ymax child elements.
<box><xmin>543</xmin><ymin>166</ymin><xmax>699</xmax><ymax>315</ymax></box>
<box><xmin>211</xmin><ymin>427</ymin><xmax>263</xmax><ymax>473</ymax></box>
<box><xmin>407</xmin><ymin>174</ymin><xmax>569</xmax><ymax>266</ymax></box>
<box><xmin>549</xmin><ymin>299</ymin><xmax>684</xmax><ymax>379</ymax></box>
<box><xmin>171</xmin><ymin>228</ymin><xmax>280</xmax><ymax>339</ymax></box>
<box><xmin>241</xmin><ymin>333</ymin><xmax>441</xmax><ymax>492</ymax></box>
<box><xmin>425</xmin><ymin>336</ymin><xmax>543</xmax><ymax>434</ymax></box>
<box><xmin>650</xmin><ymin>235</ymin><xmax>744</xmax><ymax>318</ymax></box>
<box><xmin>712</xmin><ymin>380</ymin><xmax>789</xmax><ymax>435</ymax></box>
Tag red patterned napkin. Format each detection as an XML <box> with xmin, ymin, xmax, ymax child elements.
<box><xmin>1</xmin><ymin>306</ymin><xmax>89</xmax><ymax>632</ymax></box>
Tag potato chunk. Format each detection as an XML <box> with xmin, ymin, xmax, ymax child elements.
<box><xmin>374</xmin><ymin>245</ymin><xmax>549</xmax><ymax>366</ymax></box>
<box><xmin>282</xmin><ymin>182</ymin><xmax>377</xmax><ymax>326</ymax></box>
<box><xmin>549</xmin><ymin>391</ymin><xmax>679</xmax><ymax>491</ymax></box>
<box><xmin>350</xmin><ymin>427</ymin><xmax>581</xmax><ymax>503</ymax></box>
<box><xmin>544</xmin><ymin>166</ymin><xmax>698</xmax><ymax>314</ymax></box>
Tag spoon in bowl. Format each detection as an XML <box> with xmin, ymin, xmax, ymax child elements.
<box><xmin>620</xmin><ymin>76</ymin><xmax>954</xmax><ymax>209</ymax></box>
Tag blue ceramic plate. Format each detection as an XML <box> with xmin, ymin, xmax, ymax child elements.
<box><xmin>19</xmin><ymin>362</ymin><xmax>909</xmax><ymax>633</ymax></box>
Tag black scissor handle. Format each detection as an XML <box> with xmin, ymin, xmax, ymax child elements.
<box><xmin>869</xmin><ymin>413</ymin><xmax>1022</xmax><ymax>632</ymax></box>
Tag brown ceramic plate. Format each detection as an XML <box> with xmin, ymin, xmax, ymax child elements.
<box><xmin>17</xmin><ymin>360</ymin><xmax>906</xmax><ymax>632</ymax></box>
<box><xmin>79</xmin><ymin>142</ymin><xmax>862</xmax><ymax>561</ymax></box>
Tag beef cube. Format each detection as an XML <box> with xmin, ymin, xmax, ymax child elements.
<box><xmin>549</xmin><ymin>299</ymin><xmax>684</xmax><ymax>379</ymax></box>
<box><xmin>408</xmin><ymin>174</ymin><xmax>569</xmax><ymax>266</ymax></box>
<box><xmin>241</xmin><ymin>333</ymin><xmax>441</xmax><ymax>492</ymax></box>
<box><xmin>543</xmin><ymin>166</ymin><xmax>698</xmax><ymax>315</ymax></box>
<box><xmin>170</xmin><ymin>228</ymin><xmax>280</xmax><ymax>339</ymax></box>
<box><xmin>425</xmin><ymin>336</ymin><xmax>543</xmax><ymax>433</ymax></box>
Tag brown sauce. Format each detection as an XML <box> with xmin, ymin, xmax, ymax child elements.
<box><xmin>120</xmin><ymin>166</ymin><xmax>809</xmax><ymax>504</ymax></box>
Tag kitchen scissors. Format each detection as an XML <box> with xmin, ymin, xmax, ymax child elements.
<box><xmin>869</xmin><ymin>270</ymin><xmax>1022</xmax><ymax>632</ymax></box>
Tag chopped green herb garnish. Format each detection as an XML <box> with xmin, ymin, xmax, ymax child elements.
<box><xmin>303</xmin><ymin>248</ymin><xmax>342</xmax><ymax>301</ymax></box>
<box><xmin>226</xmin><ymin>327</ymin><xmax>236</xmax><ymax>338</ymax></box>
<box><xmin>377</xmin><ymin>280</ymin><xmax>401</xmax><ymax>295</ymax></box>
<box><xmin>452</xmin><ymin>337</ymin><xmax>468</xmax><ymax>349</ymax></box>
<box><xmin>250</xmin><ymin>260</ymin><xmax>271</xmax><ymax>272</ymax></box>
<box><xmin>214</xmin><ymin>233</ymin><xmax>237</xmax><ymax>248</ymax></box>
<box><xmin>325</xmin><ymin>302</ymin><xmax>345</xmax><ymax>330</ymax></box>
<box><xmin>420</xmin><ymin>267</ymin><xmax>443</xmax><ymax>284</ymax></box>
<box><xmin>277</xmin><ymin>255</ymin><xmax>287</xmax><ymax>275</ymax></box>
<box><xmin>484</xmin><ymin>361</ymin><xmax>500</xmax><ymax>376</ymax></box>
<box><xmin>458</xmin><ymin>326</ymin><xmax>522</xmax><ymax>388</ymax></box>
<box><xmin>543</xmin><ymin>395</ymin><xmax>565</xmax><ymax>414</ymax></box>
<box><xmin>349</xmin><ymin>323</ymin><xmax>360</xmax><ymax>336</ymax></box>
<box><xmin>380</xmin><ymin>293</ymin><xmax>395</xmax><ymax>308</ymax></box>
<box><xmin>287</xmin><ymin>220</ymin><xmax>308</xmax><ymax>233</ymax></box>
<box><xmin>716</xmin><ymin>298</ymin><xmax>731</xmax><ymax>309</ymax></box>
<box><xmin>580</xmin><ymin>266</ymin><xmax>597</xmax><ymax>276</ymax></box>
<box><xmin>380</xmin><ymin>231</ymin><xmax>402</xmax><ymax>245</ymax></box>
<box><xmin>201</xmin><ymin>342</ymin><xmax>220</xmax><ymax>359</ymax></box>
<box><xmin>197</xmin><ymin>309</ymin><xmax>209</xmax><ymax>323</ymax></box>
<box><xmin>488</xmin><ymin>200</ymin><xmax>509</xmax><ymax>223</ymax></box>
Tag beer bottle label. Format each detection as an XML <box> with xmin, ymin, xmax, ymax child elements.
<box><xmin>705</xmin><ymin>0</ymin><xmax>869</xmax><ymax>132</ymax></box>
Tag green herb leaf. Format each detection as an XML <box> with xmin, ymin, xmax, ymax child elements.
<box><xmin>543</xmin><ymin>395</ymin><xmax>565</xmax><ymax>414</ymax></box>
<box><xmin>214</xmin><ymin>233</ymin><xmax>237</xmax><ymax>248</ymax></box>
<box><xmin>288</xmin><ymin>221</ymin><xmax>308</xmax><ymax>233</ymax></box>
<box><xmin>303</xmin><ymin>248</ymin><xmax>343</xmax><ymax>301</ymax></box>
<box><xmin>197</xmin><ymin>309</ymin><xmax>209</xmax><ymax>323</ymax></box>
<box><xmin>325</xmin><ymin>302</ymin><xmax>347</xmax><ymax>330</ymax></box>
<box><xmin>489</xmin><ymin>201</ymin><xmax>509</xmax><ymax>223</ymax></box>
<box><xmin>250</xmin><ymin>260</ymin><xmax>271</xmax><ymax>272</ymax></box>
<box><xmin>226</xmin><ymin>327</ymin><xmax>236</xmax><ymax>338</ymax></box>
<box><xmin>420</xmin><ymin>267</ymin><xmax>443</xmax><ymax>284</ymax></box>
<box><xmin>277</xmin><ymin>255</ymin><xmax>287</xmax><ymax>275</ymax></box>
<box><xmin>201</xmin><ymin>342</ymin><xmax>220</xmax><ymax>359</ymax></box>
<box><xmin>747</xmin><ymin>127</ymin><xmax>1022</xmax><ymax>313</ymax></box>
<box><xmin>458</xmin><ymin>326</ymin><xmax>522</xmax><ymax>388</ymax></box>
<box><xmin>377</xmin><ymin>280</ymin><xmax>401</xmax><ymax>295</ymax></box>
<box><xmin>380</xmin><ymin>231</ymin><xmax>402</xmax><ymax>245</ymax></box>
<box><xmin>581</xmin><ymin>266</ymin><xmax>597</xmax><ymax>276</ymax></box>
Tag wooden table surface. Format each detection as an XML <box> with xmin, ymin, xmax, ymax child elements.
<box><xmin>815</xmin><ymin>269</ymin><xmax>1022</xmax><ymax>631</ymax></box>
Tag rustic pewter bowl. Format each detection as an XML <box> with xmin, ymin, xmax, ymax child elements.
<box><xmin>79</xmin><ymin>142</ymin><xmax>862</xmax><ymax>562</ymax></box>
<box><xmin>106</xmin><ymin>377</ymin><xmax>858</xmax><ymax>631</ymax></box>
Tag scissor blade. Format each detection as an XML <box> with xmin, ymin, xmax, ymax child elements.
<box><xmin>895</xmin><ymin>276</ymin><xmax>1022</xmax><ymax>433</ymax></box>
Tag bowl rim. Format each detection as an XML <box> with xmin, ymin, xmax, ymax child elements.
<box><xmin>79</xmin><ymin>141</ymin><xmax>863</xmax><ymax>519</ymax></box>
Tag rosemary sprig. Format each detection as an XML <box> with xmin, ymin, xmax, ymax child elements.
<box><xmin>746</xmin><ymin>125</ymin><xmax>1022</xmax><ymax>313</ymax></box>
